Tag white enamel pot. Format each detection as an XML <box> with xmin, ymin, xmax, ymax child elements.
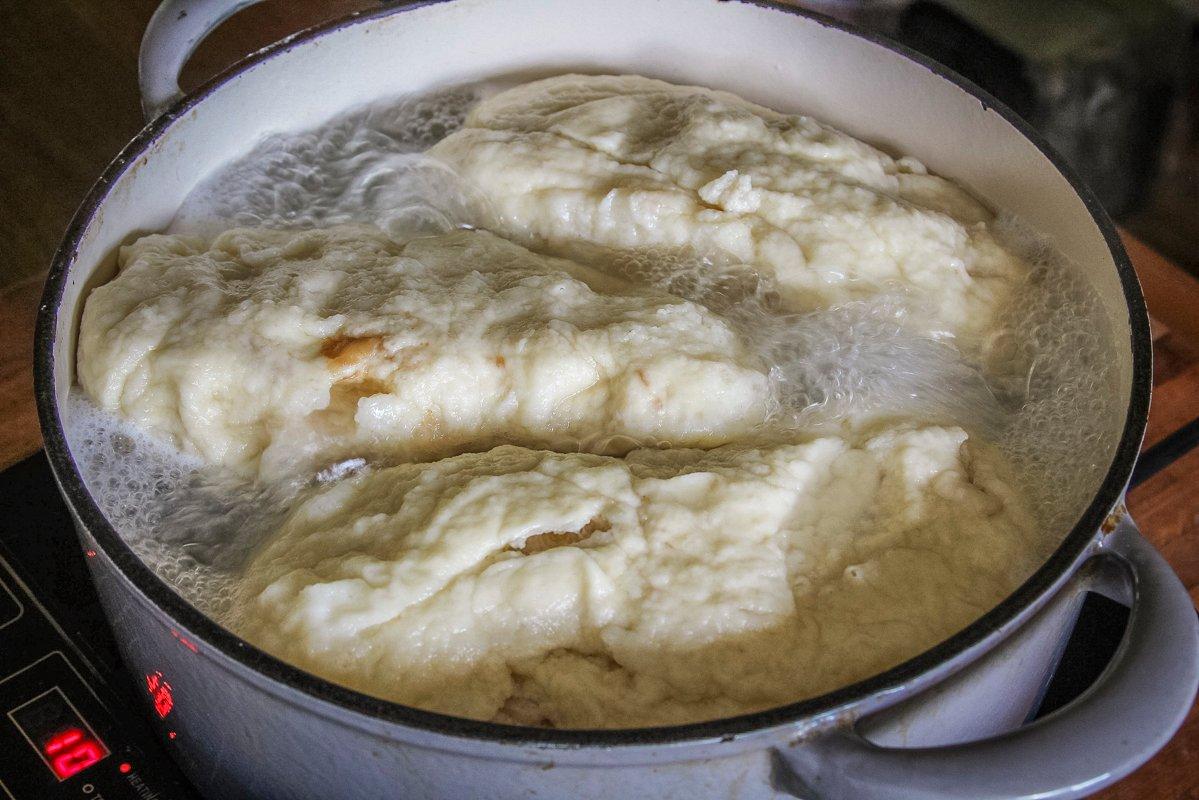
<box><xmin>34</xmin><ymin>1</ymin><xmax>1198</xmax><ymax>798</ymax></box>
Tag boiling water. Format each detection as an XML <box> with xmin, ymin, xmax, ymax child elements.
<box><xmin>171</xmin><ymin>85</ymin><xmax>497</xmax><ymax>241</ymax></box>
<box><xmin>64</xmin><ymin>84</ymin><xmax>1123</xmax><ymax>622</ymax></box>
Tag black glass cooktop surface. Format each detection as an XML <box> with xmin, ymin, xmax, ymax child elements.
<box><xmin>0</xmin><ymin>453</ymin><xmax>198</xmax><ymax>799</ymax></box>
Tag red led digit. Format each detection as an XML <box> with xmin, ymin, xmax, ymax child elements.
<box><xmin>43</xmin><ymin>728</ymin><xmax>106</xmax><ymax>779</ymax></box>
<box><xmin>10</xmin><ymin>685</ymin><xmax>111</xmax><ymax>782</ymax></box>
<box><xmin>44</xmin><ymin>728</ymin><xmax>82</xmax><ymax>754</ymax></box>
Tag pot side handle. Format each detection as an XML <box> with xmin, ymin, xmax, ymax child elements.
<box><xmin>139</xmin><ymin>0</ymin><xmax>268</xmax><ymax>121</ymax></box>
<box><xmin>776</xmin><ymin>516</ymin><xmax>1199</xmax><ymax>800</ymax></box>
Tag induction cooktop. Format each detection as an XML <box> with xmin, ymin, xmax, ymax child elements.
<box><xmin>0</xmin><ymin>453</ymin><xmax>198</xmax><ymax>799</ymax></box>
<box><xmin>0</xmin><ymin>450</ymin><xmax>1143</xmax><ymax>799</ymax></box>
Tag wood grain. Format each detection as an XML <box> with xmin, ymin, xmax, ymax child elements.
<box><xmin>0</xmin><ymin>276</ymin><xmax>43</xmax><ymax>473</ymax></box>
<box><xmin>0</xmin><ymin>3</ymin><xmax>1194</xmax><ymax>797</ymax></box>
<box><xmin>0</xmin><ymin>0</ymin><xmax>373</xmax><ymax>288</ymax></box>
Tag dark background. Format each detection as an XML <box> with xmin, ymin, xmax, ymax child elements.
<box><xmin>810</xmin><ymin>0</ymin><xmax>1199</xmax><ymax>275</ymax></box>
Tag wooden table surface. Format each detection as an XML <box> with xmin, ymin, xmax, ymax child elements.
<box><xmin>0</xmin><ymin>2</ymin><xmax>1195</xmax><ymax>797</ymax></box>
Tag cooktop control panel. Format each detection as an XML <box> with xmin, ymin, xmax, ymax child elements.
<box><xmin>0</xmin><ymin>555</ymin><xmax>196</xmax><ymax>799</ymax></box>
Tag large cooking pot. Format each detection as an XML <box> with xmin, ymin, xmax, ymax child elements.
<box><xmin>34</xmin><ymin>1</ymin><xmax>1199</xmax><ymax>798</ymax></box>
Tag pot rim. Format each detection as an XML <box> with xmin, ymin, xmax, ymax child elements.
<box><xmin>34</xmin><ymin>0</ymin><xmax>1151</xmax><ymax>748</ymax></box>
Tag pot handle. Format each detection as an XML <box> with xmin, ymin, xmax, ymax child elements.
<box><xmin>776</xmin><ymin>516</ymin><xmax>1199</xmax><ymax>800</ymax></box>
<box><xmin>138</xmin><ymin>0</ymin><xmax>268</xmax><ymax>121</ymax></box>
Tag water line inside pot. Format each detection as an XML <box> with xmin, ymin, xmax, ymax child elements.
<box><xmin>60</xmin><ymin>82</ymin><xmax>1124</xmax><ymax>678</ymax></box>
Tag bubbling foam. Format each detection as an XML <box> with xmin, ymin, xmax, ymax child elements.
<box><xmin>985</xmin><ymin>219</ymin><xmax>1123</xmax><ymax>535</ymax></box>
<box><xmin>171</xmin><ymin>85</ymin><xmax>497</xmax><ymax>241</ymax></box>
<box><xmin>65</xmin><ymin>393</ymin><xmax>375</xmax><ymax>621</ymax></box>
<box><xmin>559</xmin><ymin>242</ymin><xmax>1009</xmax><ymax>436</ymax></box>
<box><xmin>65</xmin><ymin>394</ymin><xmax>243</xmax><ymax>619</ymax></box>
<box><xmin>65</xmin><ymin>82</ymin><xmax>1123</xmax><ymax>620</ymax></box>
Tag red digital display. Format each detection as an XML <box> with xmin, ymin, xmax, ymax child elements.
<box><xmin>44</xmin><ymin>727</ymin><xmax>106</xmax><ymax>779</ymax></box>
<box><xmin>8</xmin><ymin>687</ymin><xmax>109</xmax><ymax>781</ymax></box>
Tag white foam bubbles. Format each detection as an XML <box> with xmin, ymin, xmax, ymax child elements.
<box><xmin>172</xmin><ymin>85</ymin><xmax>496</xmax><ymax>242</ymax></box>
<box><xmin>985</xmin><ymin>218</ymin><xmax>1123</xmax><ymax>535</ymax></box>
<box><xmin>63</xmin><ymin>392</ymin><xmax>304</xmax><ymax>621</ymax></box>
<box><xmin>552</xmin><ymin>222</ymin><xmax>1123</xmax><ymax>536</ymax></box>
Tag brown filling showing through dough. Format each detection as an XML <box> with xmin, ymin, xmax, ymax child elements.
<box><xmin>509</xmin><ymin>516</ymin><xmax>612</xmax><ymax>555</ymax></box>
<box><xmin>322</xmin><ymin>335</ymin><xmax>385</xmax><ymax>371</ymax></box>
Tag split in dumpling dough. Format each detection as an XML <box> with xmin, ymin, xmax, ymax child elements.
<box><xmin>232</xmin><ymin>425</ymin><xmax>1039</xmax><ymax>728</ymax></box>
<box><xmin>77</xmin><ymin>224</ymin><xmax>771</xmax><ymax>476</ymax></box>
<box><xmin>430</xmin><ymin>74</ymin><xmax>1027</xmax><ymax>343</ymax></box>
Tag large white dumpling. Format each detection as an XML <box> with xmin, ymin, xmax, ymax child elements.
<box><xmin>232</xmin><ymin>426</ymin><xmax>1039</xmax><ymax>728</ymax></box>
<box><xmin>77</xmin><ymin>224</ymin><xmax>771</xmax><ymax>476</ymax></box>
<box><xmin>430</xmin><ymin>74</ymin><xmax>1026</xmax><ymax>343</ymax></box>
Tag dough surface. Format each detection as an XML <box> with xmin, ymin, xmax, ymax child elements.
<box><xmin>78</xmin><ymin>225</ymin><xmax>770</xmax><ymax>476</ymax></box>
<box><xmin>431</xmin><ymin>74</ymin><xmax>1025</xmax><ymax>342</ymax></box>
<box><xmin>233</xmin><ymin>426</ymin><xmax>1037</xmax><ymax>728</ymax></box>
